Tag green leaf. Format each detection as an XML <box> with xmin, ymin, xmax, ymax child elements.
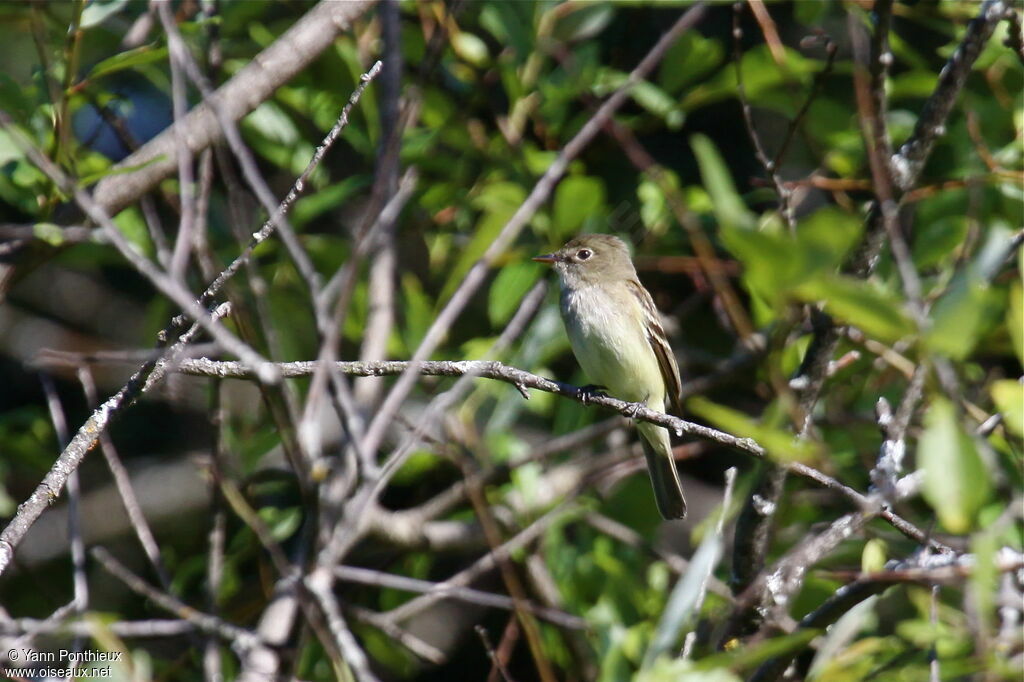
<box><xmin>0</xmin><ymin>128</ymin><xmax>26</xmax><ymax>166</ymax></box>
<box><xmin>84</xmin><ymin>44</ymin><xmax>169</xmax><ymax>82</ymax></box>
<box><xmin>691</xmin><ymin>134</ymin><xmax>754</xmax><ymax>232</ymax></box>
<box><xmin>911</xmin><ymin>216</ymin><xmax>967</xmax><ymax>269</ymax></box>
<box><xmin>925</xmin><ymin>275</ymin><xmax>998</xmax><ymax>360</ymax></box>
<box><xmin>81</xmin><ymin>0</ymin><xmax>130</xmax><ymax>29</ymax></box>
<box><xmin>687</xmin><ymin>396</ymin><xmax>817</xmax><ymax>462</ymax></box>
<box><xmin>452</xmin><ymin>32</ymin><xmax>489</xmax><ymax>67</ymax></box>
<box><xmin>642</xmin><ymin>500</ymin><xmax>725</xmax><ymax>668</ymax></box>
<box><xmin>112</xmin><ymin>206</ymin><xmax>153</xmax><ymax>257</ymax></box>
<box><xmin>990</xmin><ymin>380</ymin><xmax>1024</xmax><ymax>438</ymax></box>
<box><xmin>682</xmin><ymin>44</ymin><xmax>818</xmax><ymax>114</ymax></box>
<box><xmin>597</xmin><ymin>70</ymin><xmax>685</xmax><ymax>129</ymax></box>
<box><xmin>1009</xmin><ymin>282</ymin><xmax>1024</xmax><ymax>366</ymax></box>
<box><xmin>658</xmin><ymin>30</ymin><xmax>725</xmax><ymax>94</ymax></box>
<box><xmin>552</xmin><ymin>4</ymin><xmax>614</xmax><ymax>43</ymax></box>
<box><xmin>553</xmin><ymin>175</ymin><xmax>605</xmax><ymax>239</ymax></box>
<box><xmin>400</xmin><ymin>273</ymin><xmax>433</xmax><ymax>354</ymax></box>
<box><xmin>489</xmin><ymin>260</ymin><xmax>540</xmax><ymax>326</ymax></box>
<box><xmin>440</xmin><ymin>181</ymin><xmax>526</xmax><ymax>303</ymax></box>
<box><xmin>919</xmin><ymin>398</ymin><xmax>991</xmax><ymax>534</ymax></box>
<box><xmin>860</xmin><ymin>539</ymin><xmax>888</xmax><ymax>574</ymax></box>
<box><xmin>638</xmin><ymin>659</ymin><xmax>741</xmax><ymax>682</ymax></box>
<box><xmin>797</xmin><ymin>207</ymin><xmax>864</xmax><ymax>266</ymax></box>
<box><xmin>291</xmin><ymin>175</ymin><xmax>373</xmax><ymax>228</ymax></box>
<box><xmin>698</xmin><ymin>629</ymin><xmax>821</xmax><ymax>672</ymax></box>
<box><xmin>795</xmin><ymin>275</ymin><xmax>915</xmax><ymax>344</ymax></box>
<box><xmin>257</xmin><ymin>506</ymin><xmax>301</xmax><ymax>542</ymax></box>
<box><xmin>33</xmin><ymin>222</ymin><xmax>73</xmax><ymax>246</ymax></box>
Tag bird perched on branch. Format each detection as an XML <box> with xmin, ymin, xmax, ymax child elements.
<box><xmin>534</xmin><ymin>234</ymin><xmax>687</xmax><ymax>520</ymax></box>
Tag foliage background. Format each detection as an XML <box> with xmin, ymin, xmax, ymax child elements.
<box><xmin>0</xmin><ymin>1</ymin><xmax>1021</xmax><ymax>680</ymax></box>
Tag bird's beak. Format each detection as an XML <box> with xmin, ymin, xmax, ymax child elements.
<box><xmin>532</xmin><ymin>253</ymin><xmax>558</xmax><ymax>265</ymax></box>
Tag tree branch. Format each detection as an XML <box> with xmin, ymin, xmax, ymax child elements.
<box><xmin>91</xmin><ymin>0</ymin><xmax>376</xmax><ymax>216</ymax></box>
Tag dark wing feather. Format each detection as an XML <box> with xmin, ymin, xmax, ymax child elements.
<box><xmin>626</xmin><ymin>279</ymin><xmax>683</xmax><ymax>415</ymax></box>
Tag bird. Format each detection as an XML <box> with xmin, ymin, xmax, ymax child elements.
<box><xmin>534</xmin><ymin>233</ymin><xmax>687</xmax><ymax>519</ymax></box>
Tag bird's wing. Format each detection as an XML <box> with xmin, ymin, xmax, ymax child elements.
<box><xmin>626</xmin><ymin>279</ymin><xmax>683</xmax><ymax>416</ymax></box>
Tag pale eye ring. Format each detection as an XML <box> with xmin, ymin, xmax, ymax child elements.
<box><xmin>576</xmin><ymin>248</ymin><xmax>593</xmax><ymax>260</ymax></box>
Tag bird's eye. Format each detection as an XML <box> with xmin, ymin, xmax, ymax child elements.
<box><xmin>576</xmin><ymin>248</ymin><xmax>593</xmax><ymax>261</ymax></box>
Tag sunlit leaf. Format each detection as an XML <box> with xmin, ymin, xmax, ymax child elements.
<box><xmin>552</xmin><ymin>4</ymin><xmax>614</xmax><ymax>42</ymax></box>
<box><xmin>990</xmin><ymin>380</ymin><xmax>1023</xmax><ymax>438</ymax></box>
<box><xmin>796</xmin><ymin>275</ymin><xmax>915</xmax><ymax>344</ymax></box>
<box><xmin>553</xmin><ymin>175</ymin><xmax>605</xmax><ymax>239</ymax></box>
<box><xmin>84</xmin><ymin>44</ymin><xmax>169</xmax><ymax>82</ymax></box>
<box><xmin>81</xmin><ymin>0</ymin><xmax>131</xmax><ymax>29</ymax></box>
<box><xmin>919</xmin><ymin>398</ymin><xmax>991</xmax><ymax>534</ymax></box>
<box><xmin>1009</xmin><ymin>282</ymin><xmax>1024</xmax><ymax>366</ymax></box>
<box><xmin>687</xmin><ymin>397</ymin><xmax>818</xmax><ymax>462</ymax></box>
<box><xmin>452</xmin><ymin>32</ymin><xmax>489</xmax><ymax>67</ymax></box>
<box><xmin>489</xmin><ymin>260</ymin><xmax>540</xmax><ymax>325</ymax></box>
<box><xmin>691</xmin><ymin>134</ymin><xmax>754</xmax><ymax>232</ymax></box>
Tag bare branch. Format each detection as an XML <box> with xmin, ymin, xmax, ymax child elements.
<box><xmin>91</xmin><ymin>0</ymin><xmax>376</xmax><ymax>216</ymax></box>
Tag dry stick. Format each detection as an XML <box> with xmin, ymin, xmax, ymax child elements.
<box><xmin>382</xmin><ymin>417</ymin><xmax>619</xmax><ymax>537</ymax></box>
<box><xmin>732</xmin><ymin>2</ymin><xmax>795</xmax><ymax>232</ymax></box>
<box><xmin>92</xmin><ymin>0</ymin><xmax>376</xmax><ymax>216</ymax></box>
<box><xmin>476</xmin><ymin>624</ymin><xmax>515</xmax><ymax>682</ymax></box>
<box><xmin>737</xmin><ymin>0</ymin><xmax>1013</xmax><ymax>631</ymax></box>
<box><xmin>91</xmin><ymin>547</ymin><xmax>266</xmax><ymax>652</ymax></box>
<box><xmin>383</xmin><ymin>503</ymin><xmax>576</xmax><ymax>626</ymax></box>
<box><xmin>346</xmin><ymin>606</ymin><xmax>445</xmax><ymax>664</ymax></box>
<box><xmin>0</xmin><ymin>300</ymin><xmax>228</xmax><ymax>578</ymax></box>
<box><xmin>358</xmin><ymin>3</ymin><xmax>709</xmax><ymax>462</ymax></box>
<box><xmin>0</xmin><ymin>66</ymin><xmax>381</xmax><ymax>576</ymax></box>
<box><xmin>164</xmin><ymin>0</ymin><xmax>197</xmax><ymax>283</ymax></box>
<box><xmin>304</xmin><ymin>568</ymin><xmax>381</xmax><ymax>682</ymax></box>
<box><xmin>0</xmin><ymin>113</ymin><xmax>279</xmax><ymax>384</ymax></box>
<box><xmin>204</xmin><ymin>377</ymin><xmax>227</xmax><ymax>682</ymax></box>
<box><xmin>0</xmin><ymin>618</ymin><xmax>195</xmax><ymax>639</ymax></box>
<box><xmin>77</xmin><ymin>366</ymin><xmax>172</xmax><ymax>589</ymax></box>
<box><xmin>334</xmin><ymin>566</ymin><xmax>585</xmax><ymax>630</ymax></box>
<box><xmin>176</xmin><ymin>356</ymin><xmax>945</xmax><ymax>551</ymax></box>
<box><xmin>39</xmin><ymin>376</ymin><xmax>87</xmax><ymax>608</ymax></box>
<box><xmin>728</xmin><ymin>7</ymin><xmax>841</xmax><ymax>602</ymax></box>
<box><xmin>356</xmin><ymin>0</ymin><xmax>404</xmax><ymax>407</ymax></box>
<box><xmin>457</xmin><ymin>443</ymin><xmax>558</xmax><ymax>682</ymax></box>
<box><xmin>302</xmin><ymin>167</ymin><xmax>419</xmax><ymax>477</ymax></box>
<box><xmin>315</xmin><ymin>277</ymin><xmax>545</xmax><ymax>570</ymax></box>
<box><xmin>39</xmin><ymin>374</ymin><xmax>87</xmax><ymax>676</ymax></box>
<box><xmin>155</xmin><ymin>2</ymin><xmax>381</xmax><ymax>464</ymax></box>
<box><xmin>750</xmin><ymin>551</ymin><xmax>1024</xmax><ymax>682</ymax></box>
<box><xmin>892</xmin><ymin>0</ymin><xmax>1014</xmax><ymax>190</ymax></box>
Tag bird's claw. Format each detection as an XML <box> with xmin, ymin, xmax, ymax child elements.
<box><xmin>625</xmin><ymin>401</ymin><xmax>645</xmax><ymax>419</ymax></box>
<box><xmin>577</xmin><ymin>384</ymin><xmax>607</xmax><ymax>405</ymax></box>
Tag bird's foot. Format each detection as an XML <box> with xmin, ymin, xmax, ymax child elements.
<box><xmin>577</xmin><ymin>384</ymin><xmax>607</xmax><ymax>405</ymax></box>
<box><xmin>625</xmin><ymin>401</ymin><xmax>645</xmax><ymax>419</ymax></box>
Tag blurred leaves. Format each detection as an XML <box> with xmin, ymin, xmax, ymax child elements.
<box><xmin>0</xmin><ymin>1</ymin><xmax>1021</xmax><ymax>680</ymax></box>
<box><xmin>920</xmin><ymin>398</ymin><xmax>992</xmax><ymax>534</ymax></box>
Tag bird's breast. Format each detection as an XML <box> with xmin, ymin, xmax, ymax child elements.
<box><xmin>559</xmin><ymin>285</ymin><xmax>663</xmax><ymax>406</ymax></box>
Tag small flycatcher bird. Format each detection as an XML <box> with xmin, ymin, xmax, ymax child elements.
<box><xmin>534</xmin><ymin>234</ymin><xmax>687</xmax><ymax>519</ymax></box>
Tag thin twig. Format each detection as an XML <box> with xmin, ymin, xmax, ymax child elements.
<box><xmin>91</xmin><ymin>547</ymin><xmax>265</xmax><ymax>651</ymax></box>
<box><xmin>357</xmin><ymin>3</ymin><xmax>709</xmax><ymax>462</ymax></box>
<box><xmin>78</xmin><ymin>365</ymin><xmax>171</xmax><ymax>588</ymax></box>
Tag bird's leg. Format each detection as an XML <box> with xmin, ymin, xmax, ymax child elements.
<box><xmin>576</xmin><ymin>384</ymin><xmax>607</xmax><ymax>405</ymax></box>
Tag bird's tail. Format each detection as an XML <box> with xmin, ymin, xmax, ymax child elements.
<box><xmin>638</xmin><ymin>422</ymin><xmax>687</xmax><ymax>520</ymax></box>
